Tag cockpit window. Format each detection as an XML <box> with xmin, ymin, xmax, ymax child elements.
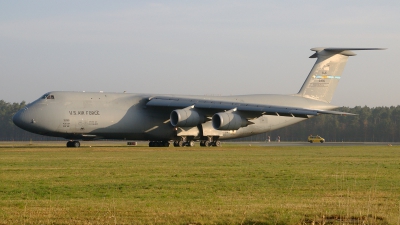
<box><xmin>41</xmin><ymin>93</ymin><xmax>55</xmax><ymax>99</ymax></box>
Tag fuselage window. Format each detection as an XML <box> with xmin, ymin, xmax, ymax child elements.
<box><xmin>45</xmin><ymin>95</ymin><xmax>55</xmax><ymax>99</ymax></box>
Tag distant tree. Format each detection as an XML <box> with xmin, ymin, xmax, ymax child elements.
<box><xmin>232</xmin><ymin>106</ymin><xmax>400</xmax><ymax>142</ymax></box>
<box><xmin>1</xmin><ymin>99</ymin><xmax>400</xmax><ymax>142</ymax></box>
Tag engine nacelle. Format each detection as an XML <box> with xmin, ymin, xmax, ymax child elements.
<box><xmin>212</xmin><ymin>112</ymin><xmax>247</xmax><ymax>130</ymax></box>
<box><xmin>170</xmin><ymin>108</ymin><xmax>205</xmax><ymax>127</ymax></box>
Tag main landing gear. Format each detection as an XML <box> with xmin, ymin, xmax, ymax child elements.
<box><xmin>200</xmin><ymin>140</ymin><xmax>221</xmax><ymax>147</ymax></box>
<box><xmin>173</xmin><ymin>140</ymin><xmax>195</xmax><ymax>147</ymax></box>
<box><xmin>66</xmin><ymin>140</ymin><xmax>80</xmax><ymax>148</ymax></box>
<box><xmin>171</xmin><ymin>136</ymin><xmax>221</xmax><ymax>147</ymax></box>
<box><xmin>148</xmin><ymin>141</ymin><xmax>170</xmax><ymax>147</ymax></box>
<box><xmin>148</xmin><ymin>137</ymin><xmax>222</xmax><ymax>148</ymax></box>
<box><xmin>200</xmin><ymin>136</ymin><xmax>221</xmax><ymax>147</ymax></box>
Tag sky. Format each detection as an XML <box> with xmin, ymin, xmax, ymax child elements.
<box><xmin>0</xmin><ymin>1</ymin><xmax>399</xmax><ymax>107</ymax></box>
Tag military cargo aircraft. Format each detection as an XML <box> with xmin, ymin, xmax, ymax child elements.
<box><xmin>13</xmin><ymin>47</ymin><xmax>385</xmax><ymax>147</ymax></box>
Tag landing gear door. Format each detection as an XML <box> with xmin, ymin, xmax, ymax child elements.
<box><xmin>176</xmin><ymin>126</ymin><xmax>200</xmax><ymax>137</ymax></box>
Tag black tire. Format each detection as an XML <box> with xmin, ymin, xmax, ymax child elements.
<box><xmin>73</xmin><ymin>141</ymin><xmax>80</xmax><ymax>147</ymax></box>
<box><xmin>189</xmin><ymin>141</ymin><xmax>195</xmax><ymax>147</ymax></box>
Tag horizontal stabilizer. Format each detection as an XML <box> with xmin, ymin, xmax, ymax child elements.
<box><xmin>309</xmin><ymin>47</ymin><xmax>386</xmax><ymax>57</ymax></box>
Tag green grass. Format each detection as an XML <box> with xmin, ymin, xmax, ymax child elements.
<box><xmin>1</xmin><ymin>143</ymin><xmax>400</xmax><ymax>224</ymax></box>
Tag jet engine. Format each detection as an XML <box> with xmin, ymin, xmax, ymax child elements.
<box><xmin>212</xmin><ymin>112</ymin><xmax>247</xmax><ymax>130</ymax></box>
<box><xmin>170</xmin><ymin>108</ymin><xmax>205</xmax><ymax>127</ymax></box>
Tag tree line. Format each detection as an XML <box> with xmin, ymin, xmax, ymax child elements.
<box><xmin>236</xmin><ymin>106</ymin><xmax>400</xmax><ymax>142</ymax></box>
<box><xmin>1</xmin><ymin>100</ymin><xmax>400</xmax><ymax>142</ymax></box>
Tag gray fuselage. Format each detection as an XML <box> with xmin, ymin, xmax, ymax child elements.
<box><xmin>13</xmin><ymin>91</ymin><xmax>336</xmax><ymax>141</ymax></box>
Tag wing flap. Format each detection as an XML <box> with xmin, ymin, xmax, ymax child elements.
<box><xmin>317</xmin><ymin>110</ymin><xmax>356</xmax><ymax>116</ymax></box>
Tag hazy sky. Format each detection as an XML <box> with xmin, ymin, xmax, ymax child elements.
<box><xmin>0</xmin><ymin>1</ymin><xmax>399</xmax><ymax>107</ymax></box>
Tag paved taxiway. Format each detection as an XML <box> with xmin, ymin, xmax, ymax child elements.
<box><xmin>232</xmin><ymin>142</ymin><xmax>400</xmax><ymax>147</ymax></box>
<box><xmin>1</xmin><ymin>141</ymin><xmax>398</xmax><ymax>147</ymax></box>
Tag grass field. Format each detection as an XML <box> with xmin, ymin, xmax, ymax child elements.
<box><xmin>1</xmin><ymin>142</ymin><xmax>400</xmax><ymax>224</ymax></box>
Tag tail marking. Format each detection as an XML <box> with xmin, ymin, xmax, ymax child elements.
<box><xmin>297</xmin><ymin>47</ymin><xmax>386</xmax><ymax>103</ymax></box>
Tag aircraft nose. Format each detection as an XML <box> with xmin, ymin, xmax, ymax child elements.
<box><xmin>12</xmin><ymin>108</ymin><xmax>30</xmax><ymax>129</ymax></box>
<box><xmin>12</xmin><ymin>103</ymin><xmax>58</xmax><ymax>135</ymax></box>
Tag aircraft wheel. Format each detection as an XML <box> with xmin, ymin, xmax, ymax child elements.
<box><xmin>178</xmin><ymin>141</ymin><xmax>184</xmax><ymax>147</ymax></box>
<box><xmin>214</xmin><ymin>141</ymin><xmax>221</xmax><ymax>147</ymax></box>
<box><xmin>204</xmin><ymin>141</ymin><xmax>211</xmax><ymax>147</ymax></box>
<box><xmin>320</xmin><ymin>140</ymin><xmax>324</xmax><ymax>143</ymax></box>
<box><xmin>188</xmin><ymin>141</ymin><xmax>195</xmax><ymax>147</ymax></box>
<box><xmin>66</xmin><ymin>141</ymin><xmax>72</xmax><ymax>147</ymax></box>
<box><xmin>200</xmin><ymin>141</ymin><xmax>205</xmax><ymax>147</ymax></box>
<box><xmin>67</xmin><ymin>141</ymin><xmax>80</xmax><ymax>147</ymax></box>
<box><xmin>73</xmin><ymin>141</ymin><xmax>80</xmax><ymax>147</ymax></box>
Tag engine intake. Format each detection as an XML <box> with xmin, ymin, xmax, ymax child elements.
<box><xmin>212</xmin><ymin>112</ymin><xmax>247</xmax><ymax>130</ymax></box>
<box><xmin>170</xmin><ymin>108</ymin><xmax>205</xmax><ymax>127</ymax></box>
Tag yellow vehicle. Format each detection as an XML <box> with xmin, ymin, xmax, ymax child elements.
<box><xmin>308</xmin><ymin>135</ymin><xmax>325</xmax><ymax>143</ymax></box>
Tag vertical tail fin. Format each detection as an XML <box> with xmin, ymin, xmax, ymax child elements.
<box><xmin>296</xmin><ymin>48</ymin><xmax>385</xmax><ymax>103</ymax></box>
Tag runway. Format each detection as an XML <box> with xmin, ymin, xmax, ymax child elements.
<box><xmin>229</xmin><ymin>141</ymin><xmax>400</xmax><ymax>147</ymax></box>
<box><xmin>1</xmin><ymin>141</ymin><xmax>398</xmax><ymax>148</ymax></box>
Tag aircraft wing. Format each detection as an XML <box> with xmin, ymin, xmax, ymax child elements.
<box><xmin>146</xmin><ymin>96</ymin><xmax>355</xmax><ymax>119</ymax></box>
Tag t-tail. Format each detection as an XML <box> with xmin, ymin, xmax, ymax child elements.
<box><xmin>296</xmin><ymin>47</ymin><xmax>386</xmax><ymax>103</ymax></box>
